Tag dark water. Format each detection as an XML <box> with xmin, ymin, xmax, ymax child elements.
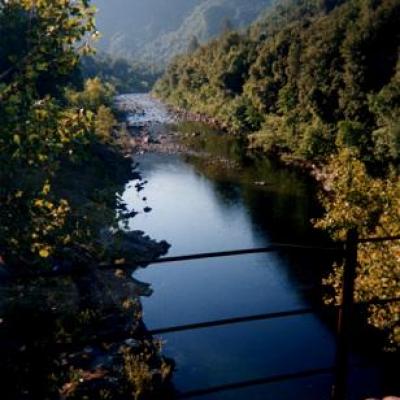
<box><xmin>122</xmin><ymin>128</ymin><xmax>396</xmax><ymax>399</ymax></box>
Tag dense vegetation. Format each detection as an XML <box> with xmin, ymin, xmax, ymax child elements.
<box><xmin>155</xmin><ymin>0</ymin><xmax>400</xmax><ymax>347</ymax></box>
<box><xmin>0</xmin><ymin>1</ymin><xmax>172</xmax><ymax>398</ymax></box>
<box><xmin>0</xmin><ymin>0</ymin><xmax>99</xmax><ymax>270</ymax></box>
<box><xmin>0</xmin><ymin>0</ymin><xmax>157</xmax><ymax>272</ymax></box>
<box><xmin>81</xmin><ymin>53</ymin><xmax>160</xmax><ymax>93</ymax></box>
<box><xmin>93</xmin><ymin>0</ymin><xmax>273</xmax><ymax>66</ymax></box>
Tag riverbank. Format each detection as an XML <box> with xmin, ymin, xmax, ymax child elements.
<box><xmin>105</xmin><ymin>93</ymin><xmax>400</xmax><ymax>399</ymax></box>
<box><xmin>118</xmin><ymin>94</ymin><xmax>333</xmax><ymax>195</ymax></box>
<box><xmin>0</xmin><ymin>112</ymin><xmax>176</xmax><ymax>399</ymax></box>
<box><xmin>120</xmin><ymin>113</ymin><xmax>399</xmax><ymax>400</ymax></box>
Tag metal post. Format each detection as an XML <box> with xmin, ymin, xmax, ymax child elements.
<box><xmin>332</xmin><ymin>228</ymin><xmax>359</xmax><ymax>400</ymax></box>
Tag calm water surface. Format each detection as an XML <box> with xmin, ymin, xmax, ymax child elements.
<box><xmin>122</xmin><ymin>126</ymin><xmax>393</xmax><ymax>399</ymax></box>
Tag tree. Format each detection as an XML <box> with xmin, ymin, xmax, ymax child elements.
<box><xmin>221</xmin><ymin>17</ymin><xmax>233</xmax><ymax>34</ymax></box>
<box><xmin>95</xmin><ymin>104</ymin><xmax>117</xmax><ymax>142</ymax></box>
<box><xmin>0</xmin><ymin>0</ymin><xmax>98</xmax><ymax>270</ymax></box>
<box><xmin>187</xmin><ymin>35</ymin><xmax>200</xmax><ymax>53</ymax></box>
<box><xmin>316</xmin><ymin>149</ymin><xmax>400</xmax><ymax>348</ymax></box>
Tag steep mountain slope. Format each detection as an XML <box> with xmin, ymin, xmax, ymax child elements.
<box><xmin>93</xmin><ymin>0</ymin><xmax>273</xmax><ymax>65</ymax></box>
<box><xmin>94</xmin><ymin>0</ymin><xmax>201</xmax><ymax>57</ymax></box>
<box><xmin>155</xmin><ymin>0</ymin><xmax>400</xmax><ymax>162</ymax></box>
<box><xmin>141</xmin><ymin>0</ymin><xmax>274</xmax><ymax>65</ymax></box>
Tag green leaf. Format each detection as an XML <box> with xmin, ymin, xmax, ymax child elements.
<box><xmin>13</xmin><ymin>134</ymin><xmax>21</xmax><ymax>145</ymax></box>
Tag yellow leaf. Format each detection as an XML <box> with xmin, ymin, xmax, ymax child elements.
<box><xmin>34</xmin><ymin>199</ymin><xmax>44</xmax><ymax>207</ymax></box>
<box><xmin>39</xmin><ymin>248</ymin><xmax>50</xmax><ymax>258</ymax></box>
<box><xmin>43</xmin><ymin>183</ymin><xmax>51</xmax><ymax>195</ymax></box>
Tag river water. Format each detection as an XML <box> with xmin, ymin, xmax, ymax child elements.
<box><xmin>120</xmin><ymin>95</ymin><xmax>397</xmax><ymax>400</ymax></box>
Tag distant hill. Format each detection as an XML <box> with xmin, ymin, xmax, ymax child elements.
<box><xmin>93</xmin><ymin>0</ymin><xmax>273</xmax><ymax>66</ymax></box>
<box><xmin>141</xmin><ymin>0</ymin><xmax>274</xmax><ymax>65</ymax></box>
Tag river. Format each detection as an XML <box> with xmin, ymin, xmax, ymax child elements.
<box><xmin>118</xmin><ymin>94</ymin><xmax>397</xmax><ymax>400</ymax></box>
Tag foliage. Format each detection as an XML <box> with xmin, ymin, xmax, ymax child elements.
<box><xmin>156</xmin><ymin>0</ymin><xmax>400</xmax><ymax>163</ymax></box>
<box><xmin>187</xmin><ymin>35</ymin><xmax>200</xmax><ymax>54</ymax></box>
<box><xmin>0</xmin><ymin>0</ymin><xmax>151</xmax><ymax>271</ymax></box>
<box><xmin>0</xmin><ymin>3</ymin><xmax>175</xmax><ymax>400</ymax></box>
<box><xmin>0</xmin><ymin>3</ymin><xmax>174</xmax><ymax>399</ymax></box>
<box><xmin>123</xmin><ymin>342</ymin><xmax>172</xmax><ymax>400</ymax></box>
<box><xmin>65</xmin><ymin>77</ymin><xmax>118</xmax><ymax>143</ymax></box>
<box><xmin>0</xmin><ymin>0</ymin><xmax>133</xmax><ymax>272</ymax></box>
<box><xmin>81</xmin><ymin>54</ymin><xmax>160</xmax><ymax>93</ymax></box>
<box><xmin>65</xmin><ymin>77</ymin><xmax>115</xmax><ymax>111</ymax></box>
<box><xmin>316</xmin><ymin>149</ymin><xmax>400</xmax><ymax>348</ymax></box>
<box><xmin>0</xmin><ymin>0</ymin><xmax>100</xmax><ymax>271</ymax></box>
<box><xmin>369</xmin><ymin>64</ymin><xmax>400</xmax><ymax>164</ymax></box>
<box><xmin>155</xmin><ymin>0</ymin><xmax>400</xmax><ymax>346</ymax></box>
<box><xmin>95</xmin><ymin>105</ymin><xmax>117</xmax><ymax>142</ymax></box>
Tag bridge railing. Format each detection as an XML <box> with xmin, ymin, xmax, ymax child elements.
<box><xmin>106</xmin><ymin>229</ymin><xmax>397</xmax><ymax>400</ymax></box>
<box><xmin>7</xmin><ymin>230</ymin><xmax>400</xmax><ymax>399</ymax></box>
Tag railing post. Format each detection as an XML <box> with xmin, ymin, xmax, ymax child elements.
<box><xmin>332</xmin><ymin>228</ymin><xmax>358</xmax><ymax>400</ymax></box>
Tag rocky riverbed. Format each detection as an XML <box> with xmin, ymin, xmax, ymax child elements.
<box><xmin>115</xmin><ymin>93</ymin><xmax>184</xmax><ymax>154</ymax></box>
<box><xmin>116</xmin><ymin>94</ymin><xmax>337</xmax><ymax>196</ymax></box>
<box><xmin>114</xmin><ymin>93</ymin><xmax>243</xmax><ymax>175</ymax></box>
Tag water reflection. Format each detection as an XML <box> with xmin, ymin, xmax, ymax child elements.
<box><xmin>122</xmin><ymin>125</ymin><xmax>397</xmax><ymax>399</ymax></box>
<box><xmin>121</xmin><ymin>146</ymin><xmax>342</xmax><ymax>398</ymax></box>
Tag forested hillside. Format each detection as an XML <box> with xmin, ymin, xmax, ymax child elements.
<box><xmin>156</xmin><ymin>0</ymin><xmax>399</xmax><ymax>163</ymax></box>
<box><xmin>141</xmin><ymin>0</ymin><xmax>274</xmax><ymax>65</ymax></box>
<box><xmin>93</xmin><ymin>0</ymin><xmax>273</xmax><ymax>65</ymax></box>
<box><xmin>155</xmin><ymin>0</ymin><xmax>400</xmax><ymax>347</ymax></box>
